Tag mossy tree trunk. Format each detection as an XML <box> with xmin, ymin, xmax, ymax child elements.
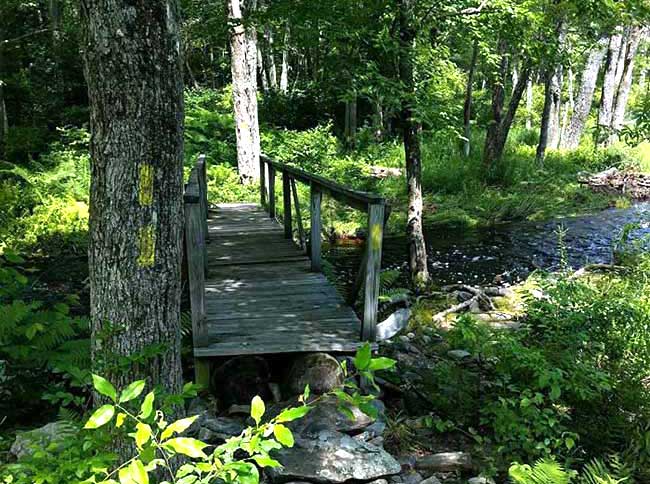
<box><xmin>80</xmin><ymin>0</ymin><xmax>184</xmax><ymax>401</ymax></box>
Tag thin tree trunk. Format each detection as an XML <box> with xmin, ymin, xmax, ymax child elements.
<box><xmin>229</xmin><ymin>0</ymin><xmax>261</xmax><ymax>182</ymax></box>
<box><xmin>257</xmin><ymin>45</ymin><xmax>269</xmax><ymax>92</ymax></box>
<box><xmin>597</xmin><ymin>30</ymin><xmax>624</xmax><ymax>145</ymax></box>
<box><xmin>398</xmin><ymin>0</ymin><xmax>429</xmax><ymax>290</ymax></box>
<box><xmin>344</xmin><ymin>93</ymin><xmax>357</xmax><ymax>147</ymax></box>
<box><xmin>484</xmin><ymin>41</ymin><xmax>531</xmax><ymax>166</ymax></box>
<box><xmin>559</xmin><ymin>66</ymin><xmax>574</xmax><ymax>146</ymax></box>
<box><xmin>612</xmin><ymin>27</ymin><xmax>645</xmax><ymax>133</ymax></box>
<box><xmin>0</xmin><ymin>24</ymin><xmax>7</xmax><ymax>158</ymax></box>
<box><xmin>80</xmin><ymin>0</ymin><xmax>184</xmax><ymax>419</ymax></box>
<box><xmin>463</xmin><ymin>40</ymin><xmax>478</xmax><ymax>157</ymax></box>
<box><xmin>561</xmin><ymin>37</ymin><xmax>608</xmax><ymax>149</ymax></box>
<box><xmin>536</xmin><ymin>22</ymin><xmax>566</xmax><ymax>163</ymax></box>
<box><xmin>264</xmin><ymin>25</ymin><xmax>278</xmax><ymax>90</ymax></box>
<box><xmin>526</xmin><ymin>78</ymin><xmax>533</xmax><ymax>130</ymax></box>
<box><xmin>280</xmin><ymin>23</ymin><xmax>290</xmax><ymax>92</ymax></box>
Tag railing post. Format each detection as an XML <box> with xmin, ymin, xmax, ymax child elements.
<box><xmin>282</xmin><ymin>173</ymin><xmax>292</xmax><ymax>239</ymax></box>
<box><xmin>196</xmin><ymin>155</ymin><xmax>209</xmax><ymax>276</ymax></box>
<box><xmin>259</xmin><ymin>156</ymin><xmax>266</xmax><ymax>207</ymax></box>
<box><xmin>268</xmin><ymin>165</ymin><xmax>276</xmax><ymax>219</ymax></box>
<box><xmin>291</xmin><ymin>178</ymin><xmax>306</xmax><ymax>252</ymax></box>
<box><xmin>310</xmin><ymin>184</ymin><xmax>322</xmax><ymax>272</ymax></box>
<box><xmin>361</xmin><ymin>202</ymin><xmax>384</xmax><ymax>342</ymax></box>
<box><xmin>184</xmin><ymin>196</ymin><xmax>207</xmax><ymax>350</ymax></box>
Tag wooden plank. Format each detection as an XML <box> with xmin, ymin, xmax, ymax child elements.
<box><xmin>208</xmin><ymin>256</ymin><xmax>308</xmax><ymax>267</ymax></box>
<box><xmin>184</xmin><ymin>200</ymin><xmax>207</xmax><ymax>348</ymax></box>
<box><xmin>283</xmin><ymin>174</ymin><xmax>292</xmax><ymax>238</ymax></box>
<box><xmin>361</xmin><ymin>203</ymin><xmax>384</xmax><ymax>342</ymax></box>
<box><xmin>310</xmin><ymin>186</ymin><xmax>322</xmax><ymax>272</ymax></box>
<box><xmin>259</xmin><ymin>155</ymin><xmax>267</xmax><ymax>206</ymax></box>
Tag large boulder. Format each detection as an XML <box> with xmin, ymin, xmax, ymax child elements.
<box><xmin>10</xmin><ymin>421</ymin><xmax>78</xmax><ymax>460</ymax></box>
<box><xmin>286</xmin><ymin>353</ymin><xmax>343</xmax><ymax>395</ymax></box>
<box><xmin>267</xmin><ymin>430</ymin><xmax>401</xmax><ymax>483</ymax></box>
<box><xmin>287</xmin><ymin>395</ymin><xmax>374</xmax><ymax>436</ymax></box>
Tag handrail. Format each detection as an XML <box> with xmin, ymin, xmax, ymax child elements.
<box><xmin>183</xmin><ymin>154</ymin><xmax>209</xmax><ymax>351</ymax></box>
<box><xmin>259</xmin><ymin>153</ymin><xmax>387</xmax><ymax>342</ymax></box>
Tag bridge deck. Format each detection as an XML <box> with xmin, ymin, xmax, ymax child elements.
<box><xmin>194</xmin><ymin>203</ymin><xmax>365</xmax><ymax>357</ymax></box>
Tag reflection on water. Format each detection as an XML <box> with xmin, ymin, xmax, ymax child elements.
<box><xmin>325</xmin><ymin>203</ymin><xmax>650</xmax><ymax>288</ymax></box>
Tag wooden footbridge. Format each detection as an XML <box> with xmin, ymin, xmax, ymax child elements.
<box><xmin>183</xmin><ymin>155</ymin><xmax>387</xmax><ymax>383</ymax></box>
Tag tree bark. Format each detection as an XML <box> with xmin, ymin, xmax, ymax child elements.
<box><xmin>398</xmin><ymin>0</ymin><xmax>429</xmax><ymax>291</ymax></box>
<box><xmin>463</xmin><ymin>40</ymin><xmax>478</xmax><ymax>157</ymax></box>
<box><xmin>525</xmin><ymin>78</ymin><xmax>533</xmax><ymax>130</ymax></box>
<box><xmin>280</xmin><ymin>24</ymin><xmax>290</xmax><ymax>92</ymax></box>
<box><xmin>597</xmin><ymin>30</ymin><xmax>624</xmax><ymax>145</ymax></box>
<box><xmin>80</xmin><ymin>0</ymin><xmax>184</xmax><ymax>409</ymax></box>
<box><xmin>344</xmin><ymin>93</ymin><xmax>357</xmax><ymax>147</ymax></box>
<box><xmin>561</xmin><ymin>37</ymin><xmax>608</xmax><ymax>149</ymax></box>
<box><xmin>264</xmin><ymin>25</ymin><xmax>278</xmax><ymax>90</ymax></box>
<box><xmin>536</xmin><ymin>22</ymin><xmax>566</xmax><ymax>163</ymax></box>
<box><xmin>612</xmin><ymin>27</ymin><xmax>645</xmax><ymax>133</ymax></box>
<box><xmin>229</xmin><ymin>0</ymin><xmax>261</xmax><ymax>182</ymax></box>
<box><xmin>483</xmin><ymin>41</ymin><xmax>530</xmax><ymax>167</ymax></box>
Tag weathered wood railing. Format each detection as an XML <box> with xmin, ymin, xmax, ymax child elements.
<box><xmin>183</xmin><ymin>154</ymin><xmax>209</xmax><ymax>353</ymax></box>
<box><xmin>259</xmin><ymin>154</ymin><xmax>387</xmax><ymax>342</ymax></box>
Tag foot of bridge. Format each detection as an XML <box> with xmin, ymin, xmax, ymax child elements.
<box><xmin>194</xmin><ymin>358</ymin><xmax>211</xmax><ymax>389</ymax></box>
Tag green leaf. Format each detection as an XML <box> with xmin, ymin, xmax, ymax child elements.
<box><xmin>4</xmin><ymin>251</ymin><xmax>24</xmax><ymax>264</ymax></box>
<box><xmin>135</xmin><ymin>422</ymin><xmax>152</xmax><ymax>449</ymax></box>
<box><xmin>252</xmin><ymin>456</ymin><xmax>281</xmax><ymax>468</ymax></box>
<box><xmin>273</xmin><ymin>424</ymin><xmax>294</xmax><ymax>447</ymax></box>
<box><xmin>84</xmin><ymin>404</ymin><xmax>115</xmax><ymax>429</ymax></box>
<box><xmin>354</xmin><ymin>343</ymin><xmax>372</xmax><ymax>371</ymax></box>
<box><xmin>92</xmin><ymin>375</ymin><xmax>117</xmax><ymax>402</ymax></box>
<box><xmin>251</xmin><ymin>395</ymin><xmax>265</xmax><ymax>425</ymax></box>
<box><xmin>368</xmin><ymin>357</ymin><xmax>396</xmax><ymax>372</ymax></box>
<box><xmin>116</xmin><ymin>413</ymin><xmax>127</xmax><ymax>428</ymax></box>
<box><xmin>118</xmin><ymin>459</ymin><xmax>148</xmax><ymax>484</ymax></box>
<box><xmin>228</xmin><ymin>462</ymin><xmax>259</xmax><ymax>484</ymax></box>
<box><xmin>119</xmin><ymin>380</ymin><xmax>146</xmax><ymax>403</ymax></box>
<box><xmin>160</xmin><ymin>415</ymin><xmax>198</xmax><ymax>441</ymax></box>
<box><xmin>276</xmin><ymin>405</ymin><xmax>311</xmax><ymax>423</ymax></box>
<box><xmin>565</xmin><ymin>437</ymin><xmax>575</xmax><ymax>450</ymax></box>
<box><xmin>139</xmin><ymin>392</ymin><xmax>155</xmax><ymax>419</ymax></box>
<box><xmin>550</xmin><ymin>384</ymin><xmax>562</xmax><ymax>400</ymax></box>
<box><xmin>163</xmin><ymin>437</ymin><xmax>208</xmax><ymax>459</ymax></box>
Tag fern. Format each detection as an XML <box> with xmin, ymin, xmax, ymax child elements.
<box><xmin>509</xmin><ymin>457</ymin><xmax>575</xmax><ymax>484</ymax></box>
<box><xmin>581</xmin><ymin>456</ymin><xmax>631</xmax><ymax>484</ymax></box>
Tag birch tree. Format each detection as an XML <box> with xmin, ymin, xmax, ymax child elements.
<box><xmin>229</xmin><ymin>0</ymin><xmax>261</xmax><ymax>182</ymax></box>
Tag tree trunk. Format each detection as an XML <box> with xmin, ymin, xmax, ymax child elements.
<box><xmin>80</xmin><ymin>0</ymin><xmax>184</xmax><ymax>413</ymax></box>
<box><xmin>344</xmin><ymin>93</ymin><xmax>357</xmax><ymax>147</ymax></box>
<box><xmin>463</xmin><ymin>40</ymin><xmax>478</xmax><ymax>157</ymax></box>
<box><xmin>483</xmin><ymin>41</ymin><xmax>530</xmax><ymax>167</ymax></box>
<box><xmin>264</xmin><ymin>25</ymin><xmax>278</xmax><ymax>90</ymax></box>
<box><xmin>559</xmin><ymin>66</ymin><xmax>574</xmax><ymax>146</ymax></box>
<box><xmin>561</xmin><ymin>37</ymin><xmax>608</xmax><ymax>149</ymax></box>
<box><xmin>280</xmin><ymin>24</ymin><xmax>290</xmax><ymax>93</ymax></box>
<box><xmin>0</xmin><ymin>25</ymin><xmax>7</xmax><ymax>159</ymax></box>
<box><xmin>229</xmin><ymin>0</ymin><xmax>261</xmax><ymax>182</ymax></box>
<box><xmin>257</xmin><ymin>45</ymin><xmax>269</xmax><ymax>92</ymax></box>
<box><xmin>597</xmin><ymin>30</ymin><xmax>624</xmax><ymax>145</ymax></box>
<box><xmin>612</xmin><ymin>27</ymin><xmax>645</xmax><ymax>133</ymax></box>
<box><xmin>526</xmin><ymin>78</ymin><xmax>533</xmax><ymax>130</ymax></box>
<box><xmin>398</xmin><ymin>0</ymin><xmax>429</xmax><ymax>291</ymax></box>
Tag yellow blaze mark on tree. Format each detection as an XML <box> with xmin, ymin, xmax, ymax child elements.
<box><xmin>137</xmin><ymin>225</ymin><xmax>156</xmax><ymax>268</ymax></box>
<box><xmin>139</xmin><ymin>164</ymin><xmax>154</xmax><ymax>206</ymax></box>
<box><xmin>370</xmin><ymin>223</ymin><xmax>382</xmax><ymax>248</ymax></box>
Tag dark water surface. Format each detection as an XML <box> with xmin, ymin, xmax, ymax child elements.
<box><xmin>325</xmin><ymin>203</ymin><xmax>650</xmax><ymax>287</ymax></box>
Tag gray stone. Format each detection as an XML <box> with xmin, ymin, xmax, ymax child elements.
<box><xmin>11</xmin><ymin>421</ymin><xmax>78</xmax><ymax>460</ymax></box>
<box><xmin>419</xmin><ymin>477</ymin><xmax>442</xmax><ymax>484</ymax></box>
<box><xmin>407</xmin><ymin>332</ymin><xmax>416</xmax><ymax>340</ymax></box>
<box><xmin>447</xmin><ymin>350</ymin><xmax>471</xmax><ymax>361</ymax></box>
<box><xmin>422</xmin><ymin>335</ymin><xmax>432</xmax><ymax>345</ymax></box>
<box><xmin>288</xmin><ymin>395</ymin><xmax>374</xmax><ymax>436</ymax></box>
<box><xmin>467</xmin><ymin>478</ymin><xmax>494</xmax><ymax>484</ymax></box>
<box><xmin>213</xmin><ymin>356</ymin><xmax>272</xmax><ymax>406</ymax></box>
<box><xmin>415</xmin><ymin>452</ymin><xmax>474</xmax><ymax>473</ymax></box>
<box><xmin>287</xmin><ymin>353</ymin><xmax>343</xmax><ymax>395</ymax></box>
<box><xmin>197</xmin><ymin>416</ymin><xmax>245</xmax><ymax>443</ymax></box>
<box><xmin>402</xmin><ymin>471</ymin><xmax>423</xmax><ymax>484</ymax></box>
<box><xmin>267</xmin><ymin>430</ymin><xmax>401</xmax><ymax>483</ymax></box>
